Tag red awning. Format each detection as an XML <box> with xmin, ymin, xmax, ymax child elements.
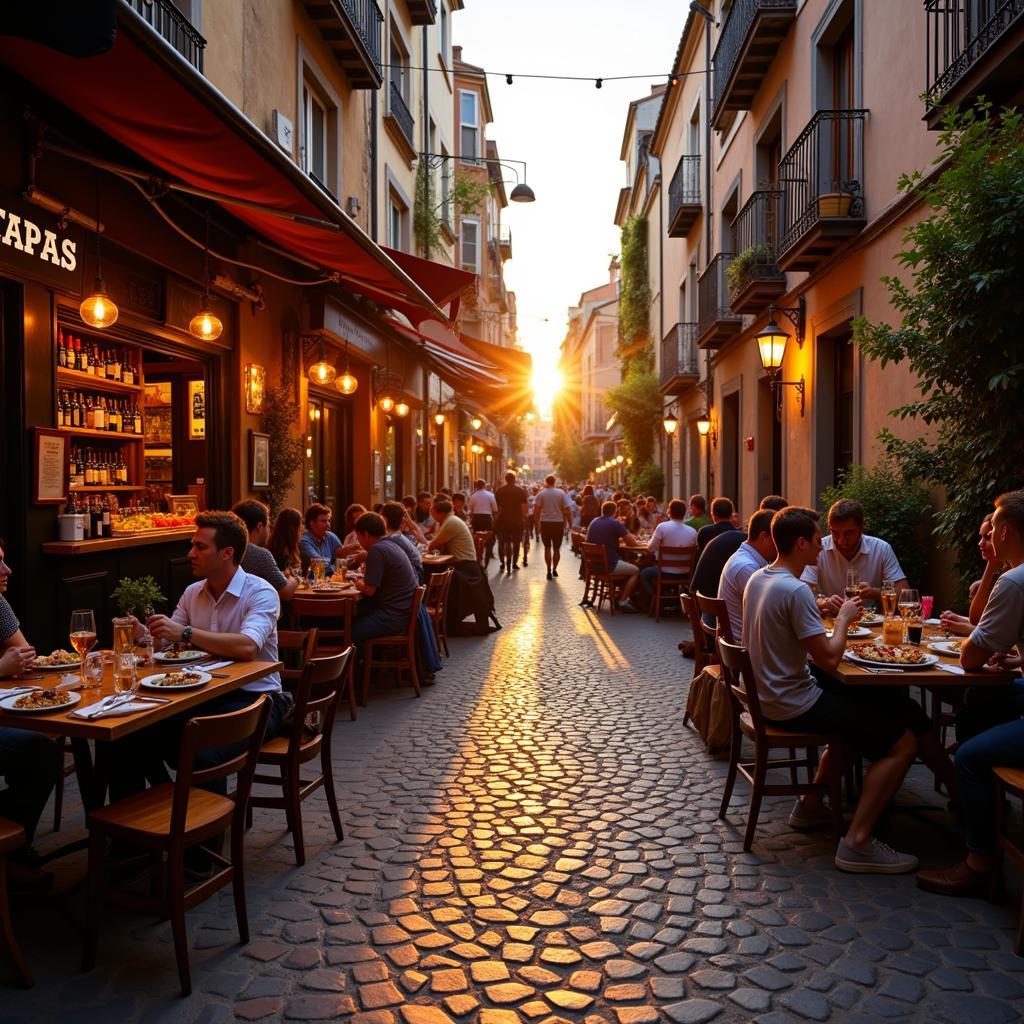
<box><xmin>0</xmin><ymin>21</ymin><xmax>466</xmax><ymax>325</ymax></box>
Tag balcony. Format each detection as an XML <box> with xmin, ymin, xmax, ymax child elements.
<box><xmin>697</xmin><ymin>254</ymin><xmax>743</xmax><ymax>349</ymax></box>
<box><xmin>124</xmin><ymin>0</ymin><xmax>205</xmax><ymax>72</ymax></box>
<box><xmin>299</xmin><ymin>0</ymin><xmax>384</xmax><ymax>89</ymax></box>
<box><xmin>386</xmin><ymin>81</ymin><xmax>415</xmax><ymax>150</ymax></box>
<box><xmin>660</xmin><ymin>324</ymin><xmax>701</xmax><ymax>395</ymax></box>
<box><xmin>711</xmin><ymin>0</ymin><xmax>798</xmax><ymax>130</ymax></box>
<box><xmin>407</xmin><ymin>0</ymin><xmax>437</xmax><ymax>24</ymax></box>
<box><xmin>777</xmin><ymin>109</ymin><xmax>868</xmax><ymax>273</ymax></box>
<box><xmin>668</xmin><ymin>155</ymin><xmax>701</xmax><ymax>237</ymax></box>
<box><xmin>925</xmin><ymin>0</ymin><xmax>1024</xmax><ymax>129</ymax></box>
<box><xmin>498</xmin><ymin>227</ymin><xmax>512</xmax><ymax>261</ymax></box>
<box><xmin>727</xmin><ymin>189</ymin><xmax>785</xmax><ymax>314</ymax></box>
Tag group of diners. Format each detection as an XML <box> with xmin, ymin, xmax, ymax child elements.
<box><xmin>671</xmin><ymin>485</ymin><xmax>1024</xmax><ymax>892</ymax></box>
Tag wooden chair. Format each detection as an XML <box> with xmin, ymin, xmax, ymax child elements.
<box><xmin>0</xmin><ymin>818</ymin><xmax>32</xmax><ymax>987</ymax></box>
<box><xmin>580</xmin><ymin>542</ymin><xmax>627</xmax><ymax>614</ymax></box>
<box><xmin>84</xmin><ymin>696</ymin><xmax>271</xmax><ymax>996</ymax></box>
<box><xmin>650</xmin><ymin>545</ymin><xmax>696</xmax><ymax>622</ymax></box>
<box><xmin>277</xmin><ymin>628</ymin><xmax>319</xmax><ymax>691</ymax></box>
<box><xmin>716</xmin><ymin>639</ymin><xmax>845</xmax><ymax>852</ymax></box>
<box><xmin>52</xmin><ymin>735</ymin><xmax>76</xmax><ymax>831</ymax></box>
<box><xmin>291</xmin><ymin>597</ymin><xmax>356</xmax><ymax>721</ymax></box>
<box><xmin>991</xmin><ymin>766</ymin><xmax>1024</xmax><ymax>955</ymax></box>
<box><xmin>681</xmin><ymin>591</ymin><xmax>717</xmax><ymax>675</ymax></box>
<box><xmin>473</xmin><ymin>531</ymin><xmax>494</xmax><ymax>568</ymax></box>
<box><xmin>361</xmin><ymin>586</ymin><xmax>426</xmax><ymax>705</ymax></box>
<box><xmin>570</xmin><ymin>529</ymin><xmax>585</xmax><ymax>557</ymax></box>
<box><xmin>424</xmin><ymin>568</ymin><xmax>454</xmax><ymax>657</ymax></box>
<box><xmin>250</xmin><ymin>649</ymin><xmax>353</xmax><ymax>867</ymax></box>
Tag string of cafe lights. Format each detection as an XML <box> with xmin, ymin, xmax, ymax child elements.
<box><xmin>381</xmin><ymin>63</ymin><xmax>703</xmax><ymax>89</ymax></box>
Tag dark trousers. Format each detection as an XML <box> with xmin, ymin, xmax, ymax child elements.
<box><xmin>0</xmin><ymin>727</ymin><xmax>59</xmax><ymax>845</ymax></box>
<box><xmin>496</xmin><ymin>521</ymin><xmax>522</xmax><ymax>567</ymax></box>
<box><xmin>108</xmin><ymin>690</ymin><xmax>290</xmax><ymax>801</ymax></box>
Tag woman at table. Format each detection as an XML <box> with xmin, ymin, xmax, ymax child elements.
<box><xmin>940</xmin><ymin>514</ymin><xmax>1006</xmax><ymax>636</ymax></box>
<box><xmin>267</xmin><ymin>507</ymin><xmax>302</xmax><ymax>572</ymax></box>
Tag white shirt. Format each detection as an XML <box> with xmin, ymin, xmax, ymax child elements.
<box><xmin>647</xmin><ymin>519</ymin><xmax>698</xmax><ymax>569</ymax></box>
<box><xmin>171</xmin><ymin>566</ymin><xmax>281</xmax><ymax>692</ymax></box>
<box><xmin>800</xmin><ymin>534</ymin><xmax>905</xmax><ymax>596</ymax></box>
<box><xmin>718</xmin><ymin>541</ymin><xmax>769</xmax><ymax>638</ymax></box>
<box><xmin>468</xmin><ymin>488</ymin><xmax>498</xmax><ymax>515</ymax></box>
<box><xmin>535</xmin><ymin>486</ymin><xmax>572</xmax><ymax>522</ymax></box>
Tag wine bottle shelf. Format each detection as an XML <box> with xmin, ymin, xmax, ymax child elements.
<box><xmin>56</xmin><ymin>367</ymin><xmax>142</xmax><ymax>395</ymax></box>
<box><xmin>64</xmin><ymin>426</ymin><xmax>144</xmax><ymax>442</ymax></box>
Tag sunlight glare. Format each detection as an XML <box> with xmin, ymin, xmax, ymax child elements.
<box><xmin>531</xmin><ymin>364</ymin><xmax>562</xmax><ymax>418</ymax></box>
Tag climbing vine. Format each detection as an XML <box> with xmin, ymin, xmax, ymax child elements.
<box><xmin>617</xmin><ymin>214</ymin><xmax>652</xmax><ymax>374</ymax></box>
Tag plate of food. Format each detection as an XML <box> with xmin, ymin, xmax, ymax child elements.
<box><xmin>139</xmin><ymin>670</ymin><xmax>211</xmax><ymax>691</ymax></box>
<box><xmin>31</xmin><ymin>649</ymin><xmax>80</xmax><ymax>672</ymax></box>
<box><xmin>928</xmin><ymin>639</ymin><xmax>964</xmax><ymax>656</ymax></box>
<box><xmin>825</xmin><ymin>625</ymin><xmax>874</xmax><ymax>639</ymax></box>
<box><xmin>152</xmin><ymin>648</ymin><xmax>206</xmax><ymax>664</ymax></box>
<box><xmin>0</xmin><ymin>689</ymin><xmax>81</xmax><ymax>713</ymax></box>
<box><xmin>859</xmin><ymin>614</ymin><xmax>884</xmax><ymax>627</ymax></box>
<box><xmin>845</xmin><ymin>643</ymin><xmax>938</xmax><ymax>668</ymax></box>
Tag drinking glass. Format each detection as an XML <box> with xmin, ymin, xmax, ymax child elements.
<box><xmin>882</xmin><ymin>616</ymin><xmax>905</xmax><ymax>645</ymax></box>
<box><xmin>844</xmin><ymin>570</ymin><xmax>862</xmax><ymax>623</ymax></box>
<box><xmin>112</xmin><ymin>650</ymin><xmax>138</xmax><ymax>695</ymax></box>
<box><xmin>112</xmin><ymin>616</ymin><xmax>134</xmax><ymax>654</ymax></box>
<box><xmin>313</xmin><ymin>557</ymin><xmax>326</xmax><ymax>584</ymax></box>
<box><xmin>69</xmin><ymin>608</ymin><xmax>97</xmax><ymax>688</ymax></box>
<box><xmin>880</xmin><ymin>579</ymin><xmax>897</xmax><ymax>618</ymax></box>
<box><xmin>898</xmin><ymin>587</ymin><xmax>922</xmax><ymax>621</ymax></box>
<box><xmin>83</xmin><ymin>650</ymin><xmax>105</xmax><ymax>690</ymax></box>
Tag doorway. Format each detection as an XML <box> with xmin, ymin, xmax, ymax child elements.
<box><xmin>721</xmin><ymin>389</ymin><xmax>741</xmax><ymax>507</ymax></box>
<box><xmin>306</xmin><ymin>394</ymin><xmax>354</xmax><ymax>514</ymax></box>
<box><xmin>756</xmin><ymin>377</ymin><xmax>782</xmax><ymax>499</ymax></box>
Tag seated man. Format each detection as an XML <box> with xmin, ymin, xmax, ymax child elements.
<box><xmin>0</xmin><ymin>542</ymin><xmax>59</xmax><ymax>865</ymax></box>
<box><xmin>350</xmin><ymin>512</ymin><xmax>419</xmax><ymax>645</ymax></box>
<box><xmin>584</xmin><ymin>501</ymin><xmax>640</xmax><ymax>614</ymax></box>
<box><xmin>379</xmin><ymin>501</ymin><xmax>424</xmax><ymax>583</ymax></box>
<box><xmin>743</xmin><ymin>506</ymin><xmax>930</xmax><ymax>874</ymax></box>
<box><xmin>639</xmin><ymin>499</ymin><xmax>697</xmax><ymax>600</ymax></box>
<box><xmin>697</xmin><ymin>496</ymin><xmax>739</xmax><ymax>554</ymax></box>
<box><xmin>112</xmin><ymin>512</ymin><xmax>291</xmax><ymax>800</ymax></box>
<box><xmin>918</xmin><ymin>489</ymin><xmax>1024</xmax><ymax>896</ymax></box>
<box><xmin>684</xmin><ymin>494</ymin><xmax>711</xmax><ymax>532</ymax></box>
<box><xmin>717</xmin><ymin>509</ymin><xmax>776</xmax><ymax>637</ymax></box>
<box><xmin>452</xmin><ymin>493</ymin><xmax>469</xmax><ymax>523</ymax></box>
<box><xmin>428</xmin><ymin>499</ymin><xmax>498</xmax><ymax>633</ymax></box>
<box><xmin>801</xmin><ymin>498</ymin><xmax>908</xmax><ymax>606</ymax></box>
<box><xmin>300</xmin><ymin>503</ymin><xmax>343</xmax><ymax>567</ymax></box>
<box><xmin>232</xmin><ymin>499</ymin><xmax>299</xmax><ymax>603</ymax></box>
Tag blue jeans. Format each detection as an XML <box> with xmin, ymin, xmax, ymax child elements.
<box><xmin>351</xmin><ymin>607</ymin><xmax>408</xmax><ymax>645</ymax></box>
<box><xmin>0</xmin><ymin>727</ymin><xmax>59</xmax><ymax>845</ymax></box>
<box><xmin>639</xmin><ymin>566</ymin><xmax>687</xmax><ymax>598</ymax></box>
<box><xmin>956</xmin><ymin>681</ymin><xmax>1024</xmax><ymax>855</ymax></box>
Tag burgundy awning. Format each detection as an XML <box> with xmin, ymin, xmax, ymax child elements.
<box><xmin>0</xmin><ymin>21</ymin><xmax>470</xmax><ymax>325</ymax></box>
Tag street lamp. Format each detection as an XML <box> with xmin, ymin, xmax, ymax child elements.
<box><xmin>755</xmin><ymin>299</ymin><xmax>806</xmax><ymax>420</ymax></box>
<box><xmin>662</xmin><ymin>411</ymin><xmax>679</xmax><ymax>435</ymax></box>
<box><xmin>420</xmin><ymin>153</ymin><xmax>537</xmax><ymax>203</ymax></box>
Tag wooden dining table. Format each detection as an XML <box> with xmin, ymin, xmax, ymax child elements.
<box><xmin>421</xmin><ymin>553</ymin><xmax>454</xmax><ymax>572</ymax></box>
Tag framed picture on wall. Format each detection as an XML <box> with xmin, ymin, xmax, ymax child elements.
<box><xmin>33</xmin><ymin>427</ymin><xmax>68</xmax><ymax>504</ymax></box>
<box><xmin>189</xmin><ymin>379</ymin><xmax>206</xmax><ymax>439</ymax></box>
<box><xmin>250</xmin><ymin>431</ymin><xmax>271</xmax><ymax>490</ymax></box>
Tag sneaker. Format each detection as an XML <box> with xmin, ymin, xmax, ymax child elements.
<box><xmin>834</xmin><ymin>837</ymin><xmax>918</xmax><ymax>874</ymax></box>
<box><xmin>788</xmin><ymin>797</ymin><xmax>837</xmax><ymax>831</ymax></box>
<box><xmin>552</xmin><ymin>569</ymin><xmax>559</xmax><ymax>578</ymax></box>
<box><xmin>546</xmin><ymin>571</ymin><xmax>552</xmax><ymax>580</ymax></box>
<box><xmin>616</xmin><ymin>602</ymin><xmax>638</xmax><ymax>614</ymax></box>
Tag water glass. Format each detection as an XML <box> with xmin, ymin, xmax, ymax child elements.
<box><xmin>112</xmin><ymin>650</ymin><xmax>138</xmax><ymax>695</ymax></box>
<box><xmin>83</xmin><ymin>650</ymin><xmax>105</xmax><ymax>690</ymax></box>
<box><xmin>882</xmin><ymin>616</ymin><xmax>905</xmax><ymax>645</ymax></box>
<box><xmin>112</xmin><ymin>616</ymin><xmax>134</xmax><ymax>654</ymax></box>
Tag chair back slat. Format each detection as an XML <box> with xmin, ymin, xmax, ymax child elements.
<box><xmin>682</xmin><ymin>591</ymin><xmax>715</xmax><ymax>668</ymax></box>
<box><xmin>278</xmin><ymin>628</ymin><xmax>318</xmax><ymax>687</ymax></box>
<box><xmin>581</xmin><ymin>542</ymin><xmax>611</xmax><ymax>577</ymax></box>
<box><xmin>287</xmin><ymin>648</ymin><xmax>353</xmax><ymax>755</ymax></box>
<box><xmin>292</xmin><ymin>596</ymin><xmax>354</xmax><ymax>653</ymax></box>
<box><xmin>172</xmin><ymin>696</ymin><xmax>271</xmax><ymax>834</ymax></box>
<box><xmin>716</xmin><ymin>638</ymin><xmax>767</xmax><ymax>739</ymax></box>
<box><xmin>424</xmin><ymin>569</ymin><xmax>450</xmax><ymax>613</ymax></box>
<box><xmin>657</xmin><ymin>544</ymin><xmax>696</xmax><ymax>576</ymax></box>
<box><xmin>696</xmin><ymin>591</ymin><xmax>736</xmax><ymax>645</ymax></box>
<box><xmin>406</xmin><ymin>586</ymin><xmax>426</xmax><ymax>640</ymax></box>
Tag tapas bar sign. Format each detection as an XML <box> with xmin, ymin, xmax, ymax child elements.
<box><xmin>0</xmin><ymin>191</ymin><xmax>84</xmax><ymax>292</ymax></box>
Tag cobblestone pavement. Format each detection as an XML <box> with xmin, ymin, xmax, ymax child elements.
<box><xmin>7</xmin><ymin>543</ymin><xmax>1024</xmax><ymax>1022</ymax></box>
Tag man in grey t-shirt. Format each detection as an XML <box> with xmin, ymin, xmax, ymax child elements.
<box><xmin>741</xmin><ymin>506</ymin><xmax>930</xmax><ymax>875</ymax></box>
<box><xmin>233</xmin><ymin>500</ymin><xmax>299</xmax><ymax>605</ymax></box>
<box><xmin>534</xmin><ymin>475</ymin><xmax>573</xmax><ymax>579</ymax></box>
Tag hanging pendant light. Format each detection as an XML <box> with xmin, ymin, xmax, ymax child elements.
<box><xmin>336</xmin><ymin>338</ymin><xmax>358</xmax><ymax>395</ymax></box>
<box><xmin>189</xmin><ymin>214</ymin><xmax>223</xmax><ymax>341</ymax></box>
<box><xmin>394</xmin><ymin>400</ymin><xmax>410</xmax><ymax>418</ymax></box>
<box><xmin>379</xmin><ymin>394</ymin><xmax>395</xmax><ymax>413</ymax></box>
<box><xmin>470</xmin><ymin>416</ymin><xmax>482</xmax><ymax>431</ymax></box>
<box><xmin>80</xmin><ymin>177</ymin><xmax>118</xmax><ymax>328</ymax></box>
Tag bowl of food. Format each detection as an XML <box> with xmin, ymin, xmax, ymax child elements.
<box><xmin>139</xmin><ymin>670</ymin><xmax>211</xmax><ymax>691</ymax></box>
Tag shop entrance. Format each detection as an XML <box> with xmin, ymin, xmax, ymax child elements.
<box><xmin>306</xmin><ymin>394</ymin><xmax>353</xmax><ymax>515</ymax></box>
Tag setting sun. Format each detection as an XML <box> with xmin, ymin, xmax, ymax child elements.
<box><xmin>531</xmin><ymin>363</ymin><xmax>562</xmax><ymax>418</ymax></box>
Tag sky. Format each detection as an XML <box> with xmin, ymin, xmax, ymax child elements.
<box><xmin>453</xmin><ymin>0</ymin><xmax>687</xmax><ymax>416</ymax></box>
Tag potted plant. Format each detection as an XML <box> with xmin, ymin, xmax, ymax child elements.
<box><xmin>726</xmin><ymin>244</ymin><xmax>772</xmax><ymax>298</ymax></box>
<box><xmin>110</xmin><ymin>575</ymin><xmax>166</xmax><ymax>618</ymax></box>
<box><xmin>818</xmin><ymin>191</ymin><xmax>854</xmax><ymax>217</ymax></box>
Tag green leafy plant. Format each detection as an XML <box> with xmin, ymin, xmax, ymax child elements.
<box><xmin>725</xmin><ymin>244</ymin><xmax>772</xmax><ymax>296</ymax></box>
<box><xmin>854</xmin><ymin>100</ymin><xmax>1024</xmax><ymax>594</ymax></box>
<box><xmin>111</xmin><ymin>575</ymin><xmax>165</xmax><ymax>617</ymax></box>
<box><xmin>545</xmin><ymin>427</ymin><xmax>595</xmax><ymax>482</ymax></box>
<box><xmin>414</xmin><ymin>161</ymin><xmax>493</xmax><ymax>257</ymax></box>
<box><xmin>261</xmin><ymin>383</ymin><xmax>306</xmax><ymax>521</ymax></box>
<box><xmin>503</xmin><ymin>419</ymin><xmax>526</xmax><ymax>463</ymax></box>
<box><xmin>629</xmin><ymin>462</ymin><xmax>665</xmax><ymax>501</ymax></box>
<box><xmin>606</xmin><ymin>368</ymin><xmax>661</xmax><ymax>478</ymax></box>
<box><xmin>617</xmin><ymin>215</ymin><xmax>652</xmax><ymax>374</ymax></box>
<box><xmin>820</xmin><ymin>460</ymin><xmax>933</xmax><ymax>591</ymax></box>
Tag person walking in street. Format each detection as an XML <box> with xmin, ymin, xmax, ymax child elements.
<box><xmin>534</xmin><ymin>474</ymin><xmax>573</xmax><ymax>579</ymax></box>
<box><xmin>495</xmin><ymin>471</ymin><xmax>528</xmax><ymax>574</ymax></box>
<box><xmin>468</xmin><ymin>479</ymin><xmax>498</xmax><ymax>563</ymax></box>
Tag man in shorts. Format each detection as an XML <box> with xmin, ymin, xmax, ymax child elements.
<box><xmin>534</xmin><ymin>474</ymin><xmax>572</xmax><ymax>579</ymax></box>
<box><xmin>743</xmin><ymin>506</ymin><xmax>932</xmax><ymax>873</ymax></box>
<box><xmin>585</xmin><ymin>501</ymin><xmax>641</xmax><ymax>613</ymax></box>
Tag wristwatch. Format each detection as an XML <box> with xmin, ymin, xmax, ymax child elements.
<box><xmin>182</xmin><ymin>625</ymin><xmax>193</xmax><ymax>644</ymax></box>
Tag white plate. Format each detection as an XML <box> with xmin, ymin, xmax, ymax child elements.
<box><xmin>827</xmin><ymin>626</ymin><xmax>873</xmax><ymax>639</ymax></box>
<box><xmin>924</xmin><ymin>618</ymin><xmax>942</xmax><ymax>626</ymax></box>
<box><xmin>844</xmin><ymin>649</ymin><xmax>939</xmax><ymax>669</ymax></box>
<box><xmin>0</xmin><ymin>689</ymin><xmax>81</xmax><ymax>713</ymax></box>
<box><xmin>152</xmin><ymin>649</ymin><xmax>207</xmax><ymax>664</ymax></box>
<box><xmin>859</xmin><ymin>614</ymin><xmax>884</xmax><ymax>626</ymax></box>
<box><xmin>928</xmin><ymin>639</ymin><xmax>964</xmax><ymax>657</ymax></box>
<box><xmin>139</xmin><ymin>671</ymin><xmax>212</xmax><ymax>692</ymax></box>
<box><xmin>30</xmin><ymin>659</ymin><xmax>80</xmax><ymax>672</ymax></box>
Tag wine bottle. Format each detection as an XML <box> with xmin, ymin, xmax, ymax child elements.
<box><xmin>122</xmin><ymin>353</ymin><xmax>134</xmax><ymax>387</ymax></box>
<box><xmin>58</xmin><ymin>329</ymin><xmax>66</xmax><ymax>369</ymax></box>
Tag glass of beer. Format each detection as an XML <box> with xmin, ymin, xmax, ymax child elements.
<box><xmin>112</xmin><ymin>616</ymin><xmax>134</xmax><ymax>655</ymax></box>
<box><xmin>880</xmin><ymin>579</ymin><xmax>897</xmax><ymax>618</ymax></box>
<box><xmin>70</xmin><ymin>608</ymin><xmax>97</xmax><ymax>688</ymax></box>
<box><xmin>313</xmin><ymin>557</ymin><xmax>327</xmax><ymax>584</ymax></box>
<box><xmin>883</xmin><ymin>616</ymin><xmax>905</xmax><ymax>645</ymax></box>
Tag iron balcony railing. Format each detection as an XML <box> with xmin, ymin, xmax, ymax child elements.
<box><xmin>668</xmin><ymin>155</ymin><xmax>701</xmax><ymax>219</ymax></box>
<box><xmin>388</xmin><ymin>81</ymin><xmax>415</xmax><ymax>145</ymax></box>
<box><xmin>697</xmin><ymin>253</ymin><xmax>740</xmax><ymax>341</ymax></box>
<box><xmin>340</xmin><ymin>0</ymin><xmax>384</xmax><ymax>73</ymax></box>
<box><xmin>729</xmin><ymin>189</ymin><xmax>784</xmax><ymax>296</ymax></box>
<box><xmin>125</xmin><ymin>0</ymin><xmax>206</xmax><ymax>71</ymax></box>
<box><xmin>778</xmin><ymin>109</ymin><xmax>867</xmax><ymax>256</ymax></box>
<box><xmin>925</xmin><ymin>0</ymin><xmax>1024</xmax><ymax>107</ymax></box>
<box><xmin>712</xmin><ymin>0</ymin><xmax>797</xmax><ymax>123</ymax></box>
<box><xmin>660</xmin><ymin>324</ymin><xmax>700</xmax><ymax>387</ymax></box>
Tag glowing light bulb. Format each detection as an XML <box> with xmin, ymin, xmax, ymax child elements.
<box><xmin>337</xmin><ymin>371</ymin><xmax>358</xmax><ymax>395</ymax></box>
<box><xmin>190</xmin><ymin>308</ymin><xmax>223</xmax><ymax>341</ymax></box>
<box><xmin>394</xmin><ymin>401</ymin><xmax>410</xmax><ymax>417</ymax></box>
<box><xmin>379</xmin><ymin>395</ymin><xmax>395</xmax><ymax>413</ymax></box>
<box><xmin>80</xmin><ymin>276</ymin><xmax>118</xmax><ymax>328</ymax></box>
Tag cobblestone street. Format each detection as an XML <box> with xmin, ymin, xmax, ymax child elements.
<box><xmin>7</xmin><ymin>546</ymin><xmax>1024</xmax><ymax>1023</ymax></box>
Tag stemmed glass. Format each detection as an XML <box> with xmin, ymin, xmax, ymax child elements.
<box><xmin>898</xmin><ymin>588</ymin><xmax>922</xmax><ymax>620</ymax></box>
<box><xmin>69</xmin><ymin>609</ymin><xmax>97</xmax><ymax>688</ymax></box>
<box><xmin>844</xmin><ymin>570</ymin><xmax>862</xmax><ymax>623</ymax></box>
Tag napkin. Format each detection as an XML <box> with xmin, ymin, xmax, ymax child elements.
<box><xmin>200</xmin><ymin>660</ymin><xmax>234</xmax><ymax>672</ymax></box>
<box><xmin>71</xmin><ymin>696</ymin><xmax>162</xmax><ymax>720</ymax></box>
<box><xmin>934</xmin><ymin>663</ymin><xmax>965</xmax><ymax>675</ymax></box>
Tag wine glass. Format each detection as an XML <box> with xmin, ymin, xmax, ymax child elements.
<box><xmin>844</xmin><ymin>570</ymin><xmax>862</xmax><ymax>623</ymax></box>
<box><xmin>69</xmin><ymin>609</ymin><xmax>97</xmax><ymax>688</ymax></box>
<box><xmin>898</xmin><ymin>588</ymin><xmax>922</xmax><ymax>619</ymax></box>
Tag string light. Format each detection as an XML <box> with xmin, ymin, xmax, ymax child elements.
<box><xmin>381</xmin><ymin>63</ymin><xmax>706</xmax><ymax>86</ymax></box>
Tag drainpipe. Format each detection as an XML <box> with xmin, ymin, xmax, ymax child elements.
<box><xmin>422</xmin><ymin>27</ymin><xmax>430</xmax><ymax>260</ymax></box>
<box><xmin>370</xmin><ymin>89</ymin><xmax>378</xmax><ymax>243</ymax></box>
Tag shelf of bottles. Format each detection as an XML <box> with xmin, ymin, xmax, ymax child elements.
<box><xmin>54</xmin><ymin>325</ymin><xmax>147</xmax><ymax>511</ymax></box>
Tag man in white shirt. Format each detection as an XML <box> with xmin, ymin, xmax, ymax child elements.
<box><xmin>468</xmin><ymin>479</ymin><xmax>498</xmax><ymax>561</ymax></box>
<box><xmin>716</xmin><ymin>509</ymin><xmax>776</xmax><ymax>637</ymax></box>
<box><xmin>534</xmin><ymin>474</ymin><xmax>573</xmax><ymax>579</ymax></box>
<box><xmin>639</xmin><ymin>499</ymin><xmax>697</xmax><ymax>600</ymax></box>
<box><xmin>112</xmin><ymin>511</ymin><xmax>290</xmax><ymax>800</ymax></box>
<box><xmin>801</xmin><ymin>499</ymin><xmax>908</xmax><ymax>606</ymax></box>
